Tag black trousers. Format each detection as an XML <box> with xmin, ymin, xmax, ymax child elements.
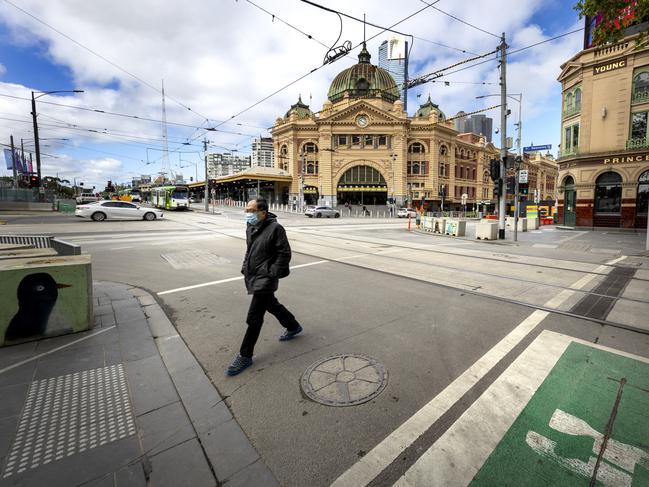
<box><xmin>240</xmin><ymin>292</ymin><xmax>300</xmax><ymax>358</ymax></box>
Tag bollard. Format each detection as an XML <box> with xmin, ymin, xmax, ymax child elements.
<box><xmin>408</xmin><ymin>215</ymin><xmax>411</xmax><ymax>231</ymax></box>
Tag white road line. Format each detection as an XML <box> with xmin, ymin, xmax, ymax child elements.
<box><xmin>606</xmin><ymin>255</ymin><xmax>627</xmax><ymax>266</ymax></box>
<box><xmin>0</xmin><ymin>326</ymin><xmax>116</xmax><ymax>375</ymax></box>
<box><xmin>110</xmin><ymin>246</ymin><xmax>135</xmax><ymax>250</ymax></box>
<box><xmin>331</xmin><ymin>257</ymin><xmax>606</xmax><ymax>487</ymax></box>
<box><xmin>394</xmin><ymin>330</ymin><xmax>649</xmax><ymax>486</ymax></box>
<box><xmin>157</xmin><ymin>260</ymin><xmax>328</xmax><ymax>295</ymax></box>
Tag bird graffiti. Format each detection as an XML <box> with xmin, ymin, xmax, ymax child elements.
<box><xmin>5</xmin><ymin>273</ymin><xmax>71</xmax><ymax>342</ymax></box>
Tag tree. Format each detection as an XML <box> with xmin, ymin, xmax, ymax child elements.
<box><xmin>575</xmin><ymin>0</ymin><xmax>649</xmax><ymax>45</ymax></box>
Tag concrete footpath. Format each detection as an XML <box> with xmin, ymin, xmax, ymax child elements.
<box><xmin>0</xmin><ymin>281</ymin><xmax>277</xmax><ymax>487</ymax></box>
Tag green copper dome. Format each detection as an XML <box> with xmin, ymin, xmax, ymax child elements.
<box><xmin>285</xmin><ymin>95</ymin><xmax>313</xmax><ymax>119</ymax></box>
<box><xmin>327</xmin><ymin>43</ymin><xmax>400</xmax><ymax>103</ymax></box>
<box><xmin>414</xmin><ymin>95</ymin><xmax>446</xmax><ymax>120</ymax></box>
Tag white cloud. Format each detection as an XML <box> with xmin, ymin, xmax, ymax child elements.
<box><xmin>0</xmin><ymin>0</ymin><xmax>582</xmax><ymax>184</ymax></box>
<box><xmin>0</xmin><ymin>62</ymin><xmax>6</xmax><ymax>76</ymax></box>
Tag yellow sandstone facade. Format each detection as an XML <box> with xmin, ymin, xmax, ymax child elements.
<box><xmin>271</xmin><ymin>45</ymin><xmax>499</xmax><ymax>210</ymax></box>
<box><xmin>557</xmin><ymin>31</ymin><xmax>649</xmax><ymax>228</ymax></box>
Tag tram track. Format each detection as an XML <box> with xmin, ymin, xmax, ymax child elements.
<box><xmin>166</xmin><ymin>215</ymin><xmax>649</xmax><ymax>337</ymax></box>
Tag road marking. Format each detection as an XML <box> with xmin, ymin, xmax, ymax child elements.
<box><xmin>396</xmin><ymin>331</ymin><xmax>649</xmax><ymax>486</ymax></box>
<box><xmin>606</xmin><ymin>255</ymin><xmax>627</xmax><ymax>266</ymax></box>
<box><xmin>157</xmin><ymin>260</ymin><xmax>328</xmax><ymax>295</ymax></box>
<box><xmin>110</xmin><ymin>246</ymin><xmax>135</xmax><ymax>250</ymax></box>
<box><xmin>0</xmin><ymin>326</ymin><xmax>116</xmax><ymax>375</ymax></box>
<box><xmin>157</xmin><ymin>248</ymin><xmax>403</xmax><ymax>296</ymax></box>
<box><xmin>332</xmin><ymin>259</ymin><xmax>609</xmax><ymax>487</ymax></box>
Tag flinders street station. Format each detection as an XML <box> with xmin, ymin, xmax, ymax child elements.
<box><xmin>212</xmin><ymin>43</ymin><xmax>504</xmax><ymax>210</ymax></box>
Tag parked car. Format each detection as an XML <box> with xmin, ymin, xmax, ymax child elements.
<box><xmin>75</xmin><ymin>201</ymin><xmax>164</xmax><ymax>221</ymax></box>
<box><xmin>303</xmin><ymin>205</ymin><xmax>316</xmax><ymax>213</ymax></box>
<box><xmin>76</xmin><ymin>194</ymin><xmax>100</xmax><ymax>204</ymax></box>
<box><xmin>397</xmin><ymin>208</ymin><xmax>417</xmax><ymax>218</ymax></box>
<box><xmin>305</xmin><ymin>206</ymin><xmax>340</xmax><ymax>218</ymax></box>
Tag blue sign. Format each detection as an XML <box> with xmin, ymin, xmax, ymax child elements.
<box><xmin>523</xmin><ymin>144</ymin><xmax>552</xmax><ymax>152</ymax></box>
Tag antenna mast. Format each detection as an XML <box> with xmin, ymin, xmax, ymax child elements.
<box><xmin>161</xmin><ymin>79</ymin><xmax>172</xmax><ymax>182</ymax></box>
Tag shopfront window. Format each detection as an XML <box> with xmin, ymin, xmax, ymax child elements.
<box><xmin>595</xmin><ymin>172</ymin><xmax>622</xmax><ymax>214</ymax></box>
<box><xmin>638</xmin><ymin>170</ymin><xmax>649</xmax><ymax>215</ymax></box>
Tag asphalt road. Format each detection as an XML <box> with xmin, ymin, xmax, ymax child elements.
<box><xmin>4</xmin><ymin>206</ymin><xmax>649</xmax><ymax>486</ymax></box>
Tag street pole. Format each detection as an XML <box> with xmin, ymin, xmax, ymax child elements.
<box><xmin>203</xmin><ymin>139</ymin><xmax>209</xmax><ymax>212</ymax></box>
<box><xmin>514</xmin><ymin>94</ymin><xmax>522</xmax><ymax>242</ymax></box>
<box><xmin>498</xmin><ymin>33</ymin><xmax>508</xmax><ymax>240</ymax></box>
<box><xmin>10</xmin><ymin>135</ymin><xmax>17</xmax><ymax>188</ymax></box>
<box><xmin>299</xmin><ymin>150</ymin><xmax>305</xmax><ymax>212</ymax></box>
<box><xmin>31</xmin><ymin>92</ymin><xmax>44</xmax><ymax>200</ymax></box>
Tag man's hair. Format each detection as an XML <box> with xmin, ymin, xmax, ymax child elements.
<box><xmin>255</xmin><ymin>198</ymin><xmax>269</xmax><ymax>213</ymax></box>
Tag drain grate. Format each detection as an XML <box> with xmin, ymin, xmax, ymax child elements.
<box><xmin>301</xmin><ymin>354</ymin><xmax>388</xmax><ymax>407</ymax></box>
<box><xmin>2</xmin><ymin>365</ymin><xmax>136</xmax><ymax>478</ymax></box>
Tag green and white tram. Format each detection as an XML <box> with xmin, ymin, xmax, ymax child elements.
<box><xmin>151</xmin><ymin>185</ymin><xmax>189</xmax><ymax>210</ymax></box>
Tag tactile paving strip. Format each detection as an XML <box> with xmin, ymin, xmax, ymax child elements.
<box><xmin>2</xmin><ymin>364</ymin><xmax>136</xmax><ymax>478</ymax></box>
<box><xmin>161</xmin><ymin>249</ymin><xmax>231</xmax><ymax>269</ymax></box>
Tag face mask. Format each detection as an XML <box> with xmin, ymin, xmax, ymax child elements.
<box><xmin>245</xmin><ymin>212</ymin><xmax>259</xmax><ymax>225</ymax></box>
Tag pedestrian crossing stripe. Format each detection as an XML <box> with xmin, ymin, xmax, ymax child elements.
<box><xmin>394</xmin><ymin>331</ymin><xmax>649</xmax><ymax>486</ymax></box>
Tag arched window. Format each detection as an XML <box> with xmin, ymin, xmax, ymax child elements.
<box><xmin>302</xmin><ymin>143</ymin><xmax>318</xmax><ymax>175</ymax></box>
<box><xmin>483</xmin><ymin>171</ymin><xmax>490</xmax><ymax>183</ymax></box>
<box><xmin>565</xmin><ymin>92</ymin><xmax>573</xmax><ymax>111</ymax></box>
<box><xmin>408</xmin><ymin>143</ymin><xmax>425</xmax><ymax>154</ymax></box>
<box><xmin>595</xmin><ymin>172</ymin><xmax>622</xmax><ymax>214</ymax></box>
<box><xmin>638</xmin><ymin>170</ymin><xmax>649</xmax><ymax>216</ymax></box>
<box><xmin>278</xmin><ymin>145</ymin><xmax>288</xmax><ymax>171</ymax></box>
<box><xmin>563</xmin><ymin>175</ymin><xmax>575</xmax><ymax>188</ymax></box>
<box><xmin>408</xmin><ymin>143</ymin><xmax>427</xmax><ymax>175</ymax></box>
<box><xmin>574</xmin><ymin>88</ymin><xmax>582</xmax><ymax>109</ymax></box>
<box><xmin>440</xmin><ymin>145</ymin><xmax>448</xmax><ymax>156</ymax></box>
<box><xmin>633</xmin><ymin>71</ymin><xmax>649</xmax><ymax>103</ymax></box>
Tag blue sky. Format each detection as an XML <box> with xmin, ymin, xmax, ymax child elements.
<box><xmin>0</xmin><ymin>0</ymin><xmax>584</xmax><ymax>189</ymax></box>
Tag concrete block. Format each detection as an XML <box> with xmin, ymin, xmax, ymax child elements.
<box><xmin>444</xmin><ymin>219</ymin><xmax>466</xmax><ymax>237</ymax></box>
<box><xmin>476</xmin><ymin>221</ymin><xmax>498</xmax><ymax>240</ymax></box>
<box><xmin>0</xmin><ymin>255</ymin><xmax>93</xmax><ymax>347</ymax></box>
<box><xmin>527</xmin><ymin>216</ymin><xmax>539</xmax><ymax>230</ymax></box>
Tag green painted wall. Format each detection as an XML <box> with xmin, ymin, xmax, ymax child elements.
<box><xmin>0</xmin><ymin>256</ymin><xmax>93</xmax><ymax>346</ymax></box>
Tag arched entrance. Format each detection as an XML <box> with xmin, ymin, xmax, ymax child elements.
<box><xmin>562</xmin><ymin>176</ymin><xmax>576</xmax><ymax>226</ymax></box>
<box><xmin>337</xmin><ymin>165</ymin><xmax>387</xmax><ymax>205</ymax></box>
<box><xmin>594</xmin><ymin>171</ymin><xmax>622</xmax><ymax>227</ymax></box>
<box><xmin>304</xmin><ymin>185</ymin><xmax>319</xmax><ymax>205</ymax></box>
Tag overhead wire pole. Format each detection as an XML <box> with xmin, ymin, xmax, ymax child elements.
<box><xmin>203</xmin><ymin>139</ymin><xmax>209</xmax><ymax>212</ymax></box>
<box><xmin>498</xmin><ymin>33</ymin><xmax>508</xmax><ymax>240</ymax></box>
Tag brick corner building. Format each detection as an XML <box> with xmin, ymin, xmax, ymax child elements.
<box><xmin>557</xmin><ymin>21</ymin><xmax>649</xmax><ymax>228</ymax></box>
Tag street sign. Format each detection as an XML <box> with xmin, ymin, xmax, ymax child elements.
<box><xmin>523</xmin><ymin>144</ymin><xmax>552</xmax><ymax>153</ymax></box>
<box><xmin>461</xmin><ymin>193</ymin><xmax>468</xmax><ymax>204</ymax></box>
<box><xmin>519</xmin><ymin>170</ymin><xmax>529</xmax><ymax>184</ymax></box>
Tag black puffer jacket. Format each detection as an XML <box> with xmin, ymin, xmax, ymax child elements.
<box><xmin>241</xmin><ymin>213</ymin><xmax>291</xmax><ymax>294</ymax></box>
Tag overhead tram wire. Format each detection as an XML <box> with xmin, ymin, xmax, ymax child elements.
<box><xmin>208</xmin><ymin>1</ymin><xmax>440</xmax><ymax>133</ymax></box>
<box><xmin>419</xmin><ymin>0</ymin><xmax>500</xmax><ymax>39</ymax></box>
<box><xmin>0</xmin><ymin>93</ymin><xmax>261</xmax><ymax>138</ymax></box>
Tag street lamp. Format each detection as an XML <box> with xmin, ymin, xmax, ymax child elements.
<box><xmin>32</xmin><ymin>90</ymin><xmax>84</xmax><ymax>199</ymax></box>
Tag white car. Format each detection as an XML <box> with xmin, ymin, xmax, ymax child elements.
<box><xmin>75</xmin><ymin>201</ymin><xmax>164</xmax><ymax>221</ymax></box>
<box><xmin>305</xmin><ymin>206</ymin><xmax>340</xmax><ymax>218</ymax></box>
<box><xmin>397</xmin><ymin>208</ymin><xmax>417</xmax><ymax>218</ymax></box>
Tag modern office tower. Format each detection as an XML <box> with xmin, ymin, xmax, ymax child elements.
<box><xmin>206</xmin><ymin>153</ymin><xmax>251</xmax><ymax>178</ymax></box>
<box><xmin>378</xmin><ymin>36</ymin><xmax>409</xmax><ymax>110</ymax></box>
<box><xmin>251</xmin><ymin>137</ymin><xmax>275</xmax><ymax>167</ymax></box>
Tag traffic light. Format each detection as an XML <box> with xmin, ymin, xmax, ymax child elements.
<box><xmin>493</xmin><ymin>178</ymin><xmax>503</xmax><ymax>198</ymax></box>
<box><xmin>489</xmin><ymin>159</ymin><xmax>500</xmax><ymax>181</ymax></box>
<box><xmin>506</xmin><ymin>176</ymin><xmax>515</xmax><ymax>194</ymax></box>
<box><xmin>29</xmin><ymin>176</ymin><xmax>39</xmax><ymax>188</ymax></box>
<box><xmin>520</xmin><ymin>183</ymin><xmax>529</xmax><ymax>196</ymax></box>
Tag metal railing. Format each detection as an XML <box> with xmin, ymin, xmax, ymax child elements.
<box><xmin>0</xmin><ymin>235</ymin><xmax>80</xmax><ymax>255</ymax></box>
<box><xmin>632</xmin><ymin>90</ymin><xmax>649</xmax><ymax>105</ymax></box>
<box><xmin>559</xmin><ymin>147</ymin><xmax>579</xmax><ymax>158</ymax></box>
<box><xmin>626</xmin><ymin>137</ymin><xmax>649</xmax><ymax>150</ymax></box>
<box><xmin>562</xmin><ymin>105</ymin><xmax>581</xmax><ymax>118</ymax></box>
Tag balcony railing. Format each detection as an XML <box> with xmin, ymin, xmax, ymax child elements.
<box><xmin>632</xmin><ymin>90</ymin><xmax>649</xmax><ymax>105</ymax></box>
<box><xmin>559</xmin><ymin>147</ymin><xmax>579</xmax><ymax>158</ymax></box>
<box><xmin>562</xmin><ymin>104</ymin><xmax>581</xmax><ymax>118</ymax></box>
<box><xmin>626</xmin><ymin>137</ymin><xmax>649</xmax><ymax>150</ymax></box>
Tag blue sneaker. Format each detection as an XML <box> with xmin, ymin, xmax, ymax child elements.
<box><xmin>279</xmin><ymin>325</ymin><xmax>303</xmax><ymax>342</ymax></box>
<box><xmin>226</xmin><ymin>355</ymin><xmax>253</xmax><ymax>376</ymax></box>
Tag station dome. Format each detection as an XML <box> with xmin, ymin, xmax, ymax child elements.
<box><xmin>284</xmin><ymin>95</ymin><xmax>313</xmax><ymax>119</ymax></box>
<box><xmin>327</xmin><ymin>43</ymin><xmax>400</xmax><ymax>104</ymax></box>
<box><xmin>414</xmin><ymin>95</ymin><xmax>446</xmax><ymax>120</ymax></box>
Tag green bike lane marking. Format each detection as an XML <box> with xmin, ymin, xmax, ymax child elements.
<box><xmin>395</xmin><ymin>331</ymin><xmax>649</xmax><ymax>487</ymax></box>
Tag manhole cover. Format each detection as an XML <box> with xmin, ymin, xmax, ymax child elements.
<box><xmin>301</xmin><ymin>354</ymin><xmax>388</xmax><ymax>407</ymax></box>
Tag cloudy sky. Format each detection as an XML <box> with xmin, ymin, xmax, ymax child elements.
<box><xmin>0</xmin><ymin>0</ymin><xmax>583</xmax><ymax>189</ymax></box>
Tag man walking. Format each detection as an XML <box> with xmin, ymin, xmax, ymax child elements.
<box><xmin>226</xmin><ymin>199</ymin><xmax>303</xmax><ymax>376</ymax></box>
